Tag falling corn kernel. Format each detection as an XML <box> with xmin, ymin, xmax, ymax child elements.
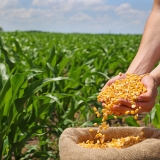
<box><xmin>89</xmin><ymin>128</ymin><xmax>93</xmax><ymax>132</ymax></box>
<box><xmin>131</xmin><ymin>104</ymin><xmax>136</xmax><ymax>109</ymax></box>
<box><xmin>131</xmin><ymin>110</ymin><xmax>135</xmax><ymax>115</ymax></box>
<box><xmin>119</xmin><ymin>72</ymin><xmax>122</xmax><ymax>76</ymax></box>
<box><xmin>135</xmin><ymin>108</ymin><xmax>139</xmax><ymax>114</ymax></box>
<box><xmin>125</xmin><ymin>111</ymin><xmax>130</xmax><ymax>115</ymax></box>
<box><xmin>97</xmin><ymin>140</ymin><xmax>100</xmax><ymax>144</ymax></box>
<box><xmin>139</xmin><ymin>106</ymin><xmax>142</xmax><ymax>110</ymax></box>
<box><xmin>134</xmin><ymin>114</ymin><xmax>138</xmax><ymax>120</ymax></box>
<box><xmin>94</xmin><ymin>123</ymin><xmax>98</xmax><ymax>127</ymax></box>
<box><xmin>114</xmin><ymin>115</ymin><xmax>117</xmax><ymax>119</ymax></box>
<box><xmin>93</xmin><ymin>107</ymin><xmax>97</xmax><ymax>112</ymax></box>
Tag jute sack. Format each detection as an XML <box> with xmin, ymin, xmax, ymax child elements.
<box><xmin>59</xmin><ymin>127</ymin><xmax>160</xmax><ymax>160</ymax></box>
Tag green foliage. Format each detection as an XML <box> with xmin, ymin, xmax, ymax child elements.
<box><xmin>144</xmin><ymin>88</ymin><xmax>160</xmax><ymax>128</ymax></box>
<box><xmin>0</xmin><ymin>31</ymin><xmax>152</xmax><ymax>159</ymax></box>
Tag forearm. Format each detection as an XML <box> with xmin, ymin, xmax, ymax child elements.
<box><xmin>127</xmin><ymin>0</ymin><xmax>160</xmax><ymax>74</ymax></box>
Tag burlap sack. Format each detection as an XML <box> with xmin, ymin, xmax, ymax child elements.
<box><xmin>59</xmin><ymin>127</ymin><xmax>160</xmax><ymax>160</ymax></box>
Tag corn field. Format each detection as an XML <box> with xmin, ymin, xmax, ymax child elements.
<box><xmin>0</xmin><ymin>31</ymin><xmax>160</xmax><ymax>160</ymax></box>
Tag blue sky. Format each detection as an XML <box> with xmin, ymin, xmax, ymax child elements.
<box><xmin>0</xmin><ymin>0</ymin><xmax>153</xmax><ymax>34</ymax></box>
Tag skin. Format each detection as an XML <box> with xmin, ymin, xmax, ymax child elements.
<box><xmin>101</xmin><ymin>0</ymin><xmax>160</xmax><ymax>115</ymax></box>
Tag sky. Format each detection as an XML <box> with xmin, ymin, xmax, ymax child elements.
<box><xmin>0</xmin><ymin>0</ymin><xmax>153</xmax><ymax>34</ymax></box>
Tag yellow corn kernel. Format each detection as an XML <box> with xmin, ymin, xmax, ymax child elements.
<box><xmin>134</xmin><ymin>108</ymin><xmax>139</xmax><ymax>114</ymax></box>
<box><xmin>96</xmin><ymin>132</ymin><xmax>103</xmax><ymax>138</ymax></box>
<box><xmin>94</xmin><ymin>123</ymin><xmax>98</xmax><ymax>127</ymax></box>
<box><xmin>139</xmin><ymin>106</ymin><xmax>142</xmax><ymax>110</ymax></box>
<box><xmin>86</xmin><ymin>140</ymin><xmax>90</xmax><ymax>144</ymax></box>
<box><xmin>131</xmin><ymin>104</ymin><xmax>136</xmax><ymax>109</ymax></box>
<box><xmin>93</xmin><ymin>107</ymin><xmax>97</xmax><ymax>112</ymax></box>
<box><xmin>125</xmin><ymin>111</ymin><xmax>130</xmax><ymax>115</ymax></box>
<box><xmin>114</xmin><ymin>115</ymin><xmax>117</xmax><ymax>119</ymax></box>
<box><xmin>134</xmin><ymin>114</ymin><xmax>138</xmax><ymax>120</ymax></box>
<box><xmin>89</xmin><ymin>128</ymin><xmax>93</xmax><ymax>132</ymax></box>
<box><xmin>97</xmin><ymin>140</ymin><xmax>100</xmax><ymax>144</ymax></box>
<box><xmin>119</xmin><ymin>72</ymin><xmax>122</xmax><ymax>76</ymax></box>
<box><xmin>95</xmin><ymin>111</ymin><xmax>100</xmax><ymax>117</ymax></box>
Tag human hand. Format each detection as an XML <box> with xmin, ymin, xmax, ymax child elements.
<box><xmin>101</xmin><ymin>73</ymin><xmax>126</xmax><ymax>91</ymax></box>
<box><xmin>112</xmin><ymin>74</ymin><xmax>158</xmax><ymax>115</ymax></box>
<box><xmin>99</xmin><ymin>72</ymin><xmax>126</xmax><ymax>106</ymax></box>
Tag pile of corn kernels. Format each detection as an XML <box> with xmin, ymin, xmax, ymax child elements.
<box><xmin>79</xmin><ymin>132</ymin><xmax>144</xmax><ymax>149</ymax></box>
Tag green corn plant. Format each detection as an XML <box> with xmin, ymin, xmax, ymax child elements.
<box><xmin>0</xmin><ymin>65</ymin><xmax>75</xmax><ymax>159</ymax></box>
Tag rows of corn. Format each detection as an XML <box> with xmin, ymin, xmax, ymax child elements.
<box><xmin>0</xmin><ymin>31</ymin><xmax>160</xmax><ymax>159</ymax></box>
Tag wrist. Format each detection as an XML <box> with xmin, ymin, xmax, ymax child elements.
<box><xmin>149</xmin><ymin>72</ymin><xmax>160</xmax><ymax>87</ymax></box>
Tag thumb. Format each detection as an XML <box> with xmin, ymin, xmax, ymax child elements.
<box><xmin>137</xmin><ymin>89</ymin><xmax>157</xmax><ymax>102</ymax></box>
<box><xmin>137</xmin><ymin>92</ymin><xmax>151</xmax><ymax>102</ymax></box>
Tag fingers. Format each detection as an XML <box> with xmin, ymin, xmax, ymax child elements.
<box><xmin>138</xmin><ymin>87</ymin><xmax>158</xmax><ymax>102</ymax></box>
<box><xmin>138</xmin><ymin>74</ymin><xmax>158</xmax><ymax>101</ymax></box>
<box><xmin>101</xmin><ymin>73</ymin><xmax>126</xmax><ymax>91</ymax></box>
<box><xmin>136</xmin><ymin>90</ymin><xmax>158</xmax><ymax>112</ymax></box>
<box><xmin>112</xmin><ymin>104</ymin><xmax>133</xmax><ymax>115</ymax></box>
<box><xmin>135</xmin><ymin>102</ymin><xmax>152</xmax><ymax>113</ymax></box>
<box><xmin>112</xmin><ymin>99</ymin><xmax>138</xmax><ymax>115</ymax></box>
<box><xmin>101</xmin><ymin>78</ymin><xmax>115</xmax><ymax>91</ymax></box>
<box><xmin>112</xmin><ymin>93</ymin><xmax>156</xmax><ymax>114</ymax></box>
<box><xmin>116</xmin><ymin>99</ymin><xmax>132</xmax><ymax>107</ymax></box>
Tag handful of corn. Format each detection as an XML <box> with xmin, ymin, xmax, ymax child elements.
<box><xmin>97</xmin><ymin>73</ymin><xmax>147</xmax><ymax>118</ymax></box>
<box><xmin>79</xmin><ymin>73</ymin><xmax>147</xmax><ymax>149</ymax></box>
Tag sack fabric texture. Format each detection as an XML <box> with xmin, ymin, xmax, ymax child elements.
<box><xmin>59</xmin><ymin>127</ymin><xmax>160</xmax><ymax>160</ymax></box>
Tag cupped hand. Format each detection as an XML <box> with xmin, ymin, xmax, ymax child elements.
<box><xmin>112</xmin><ymin>74</ymin><xmax>158</xmax><ymax>115</ymax></box>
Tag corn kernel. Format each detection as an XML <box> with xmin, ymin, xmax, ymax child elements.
<box><xmin>125</xmin><ymin>111</ymin><xmax>130</xmax><ymax>115</ymax></box>
<box><xmin>134</xmin><ymin>114</ymin><xmax>138</xmax><ymax>120</ymax></box>
<box><xmin>89</xmin><ymin>128</ymin><xmax>93</xmax><ymax>132</ymax></box>
<box><xmin>135</xmin><ymin>108</ymin><xmax>139</xmax><ymax>114</ymax></box>
<box><xmin>93</xmin><ymin>107</ymin><xmax>97</xmax><ymax>112</ymax></box>
<box><xmin>94</xmin><ymin>123</ymin><xmax>98</xmax><ymax>127</ymax></box>
<box><xmin>119</xmin><ymin>72</ymin><xmax>122</xmax><ymax>76</ymax></box>
<box><xmin>114</xmin><ymin>115</ymin><xmax>117</xmax><ymax>119</ymax></box>
<box><xmin>131</xmin><ymin>104</ymin><xmax>136</xmax><ymax>109</ymax></box>
<box><xmin>139</xmin><ymin>106</ymin><xmax>142</xmax><ymax>110</ymax></box>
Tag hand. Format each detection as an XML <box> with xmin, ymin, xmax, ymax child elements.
<box><xmin>101</xmin><ymin>73</ymin><xmax>126</xmax><ymax>91</ymax></box>
<box><xmin>112</xmin><ymin>74</ymin><xmax>158</xmax><ymax>115</ymax></box>
<box><xmin>100</xmin><ymin>72</ymin><xmax>126</xmax><ymax>105</ymax></box>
